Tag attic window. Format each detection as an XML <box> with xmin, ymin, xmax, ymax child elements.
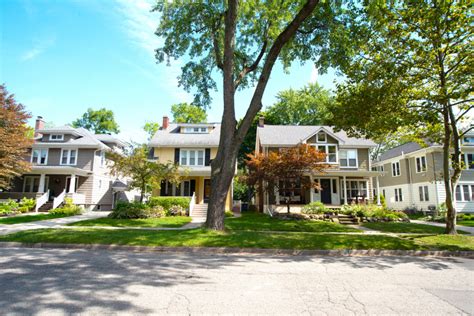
<box><xmin>316</xmin><ymin>132</ymin><xmax>327</xmax><ymax>143</ymax></box>
<box><xmin>184</xmin><ymin>127</ymin><xmax>208</xmax><ymax>133</ymax></box>
<box><xmin>49</xmin><ymin>134</ymin><xmax>64</xmax><ymax>141</ymax></box>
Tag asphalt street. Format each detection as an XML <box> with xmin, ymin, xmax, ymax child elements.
<box><xmin>0</xmin><ymin>247</ymin><xmax>473</xmax><ymax>315</ymax></box>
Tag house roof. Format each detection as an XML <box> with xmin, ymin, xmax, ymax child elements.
<box><xmin>376</xmin><ymin>142</ymin><xmax>424</xmax><ymax>162</ymax></box>
<box><xmin>149</xmin><ymin>123</ymin><xmax>221</xmax><ymax>147</ymax></box>
<box><xmin>257</xmin><ymin>125</ymin><xmax>376</xmax><ymax>147</ymax></box>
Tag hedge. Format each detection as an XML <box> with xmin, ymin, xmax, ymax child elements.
<box><xmin>148</xmin><ymin>197</ymin><xmax>191</xmax><ymax>211</ymax></box>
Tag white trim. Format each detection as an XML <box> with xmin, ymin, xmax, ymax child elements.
<box><xmin>316</xmin><ymin>131</ymin><xmax>327</xmax><ymax>143</ymax></box>
<box><xmin>313</xmin><ymin>144</ymin><xmax>338</xmax><ymax>164</ymax></box>
<box><xmin>415</xmin><ymin>155</ymin><xmax>427</xmax><ymax>173</ymax></box>
<box><xmin>49</xmin><ymin>134</ymin><xmax>64</xmax><ymax>141</ymax></box>
<box><xmin>31</xmin><ymin>148</ymin><xmax>48</xmax><ymax>165</ymax></box>
<box><xmin>391</xmin><ymin>161</ymin><xmax>401</xmax><ymax>177</ymax></box>
<box><xmin>60</xmin><ymin>148</ymin><xmax>78</xmax><ymax>166</ymax></box>
<box><xmin>22</xmin><ymin>176</ymin><xmax>49</xmax><ymax>193</ymax></box>
<box><xmin>339</xmin><ymin>149</ymin><xmax>358</xmax><ymax>168</ymax></box>
<box><xmin>179</xmin><ymin>148</ymin><xmax>205</xmax><ymax>166</ymax></box>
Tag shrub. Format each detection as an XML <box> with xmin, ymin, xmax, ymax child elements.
<box><xmin>49</xmin><ymin>198</ymin><xmax>83</xmax><ymax>216</ymax></box>
<box><xmin>108</xmin><ymin>201</ymin><xmax>165</xmax><ymax>219</ymax></box>
<box><xmin>342</xmin><ymin>204</ymin><xmax>408</xmax><ymax>220</ymax></box>
<box><xmin>302</xmin><ymin>202</ymin><xmax>328</xmax><ymax>214</ymax></box>
<box><xmin>0</xmin><ymin>198</ymin><xmax>35</xmax><ymax>216</ymax></box>
<box><xmin>20</xmin><ymin>197</ymin><xmax>36</xmax><ymax>211</ymax></box>
<box><xmin>148</xmin><ymin>197</ymin><xmax>190</xmax><ymax>211</ymax></box>
<box><xmin>169</xmin><ymin>205</ymin><xmax>186</xmax><ymax>216</ymax></box>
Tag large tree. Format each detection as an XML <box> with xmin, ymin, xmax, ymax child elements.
<box><xmin>72</xmin><ymin>108</ymin><xmax>120</xmax><ymax>134</ymax></box>
<box><xmin>154</xmin><ymin>0</ymin><xmax>350</xmax><ymax>230</ymax></box>
<box><xmin>0</xmin><ymin>85</ymin><xmax>33</xmax><ymax>189</ymax></box>
<box><xmin>171</xmin><ymin>103</ymin><xmax>208</xmax><ymax>123</ymax></box>
<box><xmin>143</xmin><ymin>121</ymin><xmax>160</xmax><ymax>140</ymax></box>
<box><xmin>107</xmin><ymin>145</ymin><xmax>181</xmax><ymax>203</ymax></box>
<box><xmin>266</xmin><ymin>82</ymin><xmax>334</xmax><ymax>125</ymax></box>
<box><xmin>329</xmin><ymin>1</ymin><xmax>473</xmax><ymax>234</ymax></box>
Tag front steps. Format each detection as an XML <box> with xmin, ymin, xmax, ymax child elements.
<box><xmin>191</xmin><ymin>203</ymin><xmax>208</xmax><ymax>222</ymax></box>
<box><xmin>337</xmin><ymin>214</ymin><xmax>359</xmax><ymax>225</ymax></box>
<box><xmin>38</xmin><ymin>202</ymin><xmax>53</xmax><ymax>212</ymax></box>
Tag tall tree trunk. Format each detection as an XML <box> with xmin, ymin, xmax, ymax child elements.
<box><xmin>442</xmin><ymin>107</ymin><xmax>457</xmax><ymax>234</ymax></box>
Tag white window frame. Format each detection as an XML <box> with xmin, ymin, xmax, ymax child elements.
<box><xmin>49</xmin><ymin>134</ymin><xmax>64</xmax><ymax>141</ymax></box>
<box><xmin>23</xmin><ymin>176</ymin><xmax>49</xmax><ymax>193</ymax></box>
<box><xmin>316</xmin><ymin>132</ymin><xmax>327</xmax><ymax>143</ymax></box>
<box><xmin>419</xmin><ymin>186</ymin><xmax>429</xmax><ymax>202</ymax></box>
<box><xmin>456</xmin><ymin>184</ymin><xmax>473</xmax><ymax>202</ymax></box>
<box><xmin>60</xmin><ymin>149</ymin><xmax>78</xmax><ymax>166</ymax></box>
<box><xmin>462</xmin><ymin>153</ymin><xmax>474</xmax><ymax>170</ymax></box>
<box><xmin>415</xmin><ymin>156</ymin><xmax>427</xmax><ymax>173</ymax></box>
<box><xmin>179</xmin><ymin>149</ymin><xmax>205</xmax><ymax>166</ymax></box>
<box><xmin>315</xmin><ymin>144</ymin><xmax>338</xmax><ymax>164</ymax></box>
<box><xmin>31</xmin><ymin>148</ymin><xmax>48</xmax><ymax>165</ymax></box>
<box><xmin>392</xmin><ymin>161</ymin><xmax>401</xmax><ymax>177</ymax></box>
<box><xmin>184</xmin><ymin>127</ymin><xmax>208</xmax><ymax>134</ymax></box>
<box><xmin>339</xmin><ymin>149</ymin><xmax>358</xmax><ymax>168</ymax></box>
<box><xmin>395</xmin><ymin>188</ymin><xmax>403</xmax><ymax>202</ymax></box>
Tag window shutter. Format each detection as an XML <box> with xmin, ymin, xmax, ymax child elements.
<box><xmin>174</xmin><ymin>148</ymin><xmax>180</xmax><ymax>164</ymax></box>
<box><xmin>205</xmin><ymin>148</ymin><xmax>211</xmax><ymax>166</ymax></box>
<box><xmin>190</xmin><ymin>179</ymin><xmax>196</xmax><ymax>195</ymax></box>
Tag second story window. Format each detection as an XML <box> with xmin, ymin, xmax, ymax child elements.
<box><xmin>416</xmin><ymin>156</ymin><xmax>427</xmax><ymax>173</ymax></box>
<box><xmin>49</xmin><ymin>134</ymin><xmax>64</xmax><ymax>141</ymax></box>
<box><xmin>31</xmin><ymin>149</ymin><xmax>48</xmax><ymax>165</ymax></box>
<box><xmin>392</xmin><ymin>161</ymin><xmax>401</xmax><ymax>177</ymax></box>
<box><xmin>339</xmin><ymin>149</ymin><xmax>358</xmax><ymax>167</ymax></box>
<box><xmin>61</xmin><ymin>149</ymin><xmax>77</xmax><ymax>165</ymax></box>
<box><xmin>462</xmin><ymin>153</ymin><xmax>474</xmax><ymax>170</ymax></box>
<box><xmin>180</xmin><ymin>149</ymin><xmax>204</xmax><ymax>166</ymax></box>
<box><xmin>316</xmin><ymin>145</ymin><xmax>337</xmax><ymax>163</ymax></box>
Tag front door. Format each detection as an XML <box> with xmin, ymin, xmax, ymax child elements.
<box><xmin>320</xmin><ymin>179</ymin><xmax>332</xmax><ymax>204</ymax></box>
<box><xmin>203</xmin><ymin>179</ymin><xmax>211</xmax><ymax>203</ymax></box>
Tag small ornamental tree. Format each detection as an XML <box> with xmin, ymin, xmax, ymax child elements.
<box><xmin>245</xmin><ymin>144</ymin><xmax>327</xmax><ymax>213</ymax></box>
<box><xmin>107</xmin><ymin>145</ymin><xmax>181</xmax><ymax>203</ymax></box>
<box><xmin>0</xmin><ymin>85</ymin><xmax>33</xmax><ymax>189</ymax></box>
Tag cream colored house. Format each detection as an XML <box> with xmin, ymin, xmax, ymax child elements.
<box><xmin>148</xmin><ymin>117</ymin><xmax>233</xmax><ymax>214</ymax></box>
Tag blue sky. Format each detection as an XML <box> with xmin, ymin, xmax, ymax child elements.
<box><xmin>1</xmin><ymin>0</ymin><xmax>338</xmax><ymax>142</ymax></box>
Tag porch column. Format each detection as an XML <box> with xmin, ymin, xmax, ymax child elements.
<box><xmin>38</xmin><ymin>174</ymin><xmax>46</xmax><ymax>193</ymax></box>
<box><xmin>343</xmin><ymin>175</ymin><xmax>348</xmax><ymax>205</ymax></box>
<box><xmin>376</xmin><ymin>176</ymin><xmax>381</xmax><ymax>206</ymax></box>
<box><xmin>68</xmin><ymin>174</ymin><xmax>76</xmax><ymax>193</ymax></box>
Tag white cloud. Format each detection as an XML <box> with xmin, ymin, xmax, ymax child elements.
<box><xmin>20</xmin><ymin>36</ymin><xmax>56</xmax><ymax>62</ymax></box>
<box><xmin>309</xmin><ymin>64</ymin><xmax>318</xmax><ymax>83</ymax></box>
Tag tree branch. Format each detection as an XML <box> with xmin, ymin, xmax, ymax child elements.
<box><xmin>234</xmin><ymin>39</ymin><xmax>267</xmax><ymax>88</ymax></box>
<box><xmin>455</xmin><ymin>105</ymin><xmax>474</xmax><ymax>122</ymax></box>
<box><xmin>212</xmin><ymin>13</ymin><xmax>225</xmax><ymax>70</ymax></box>
<box><xmin>459</xmin><ymin>126</ymin><xmax>474</xmax><ymax>138</ymax></box>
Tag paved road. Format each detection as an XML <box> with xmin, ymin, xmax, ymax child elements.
<box><xmin>0</xmin><ymin>247</ymin><xmax>472</xmax><ymax>315</ymax></box>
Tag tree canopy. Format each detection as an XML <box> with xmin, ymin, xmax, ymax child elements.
<box><xmin>329</xmin><ymin>0</ymin><xmax>473</xmax><ymax>234</ymax></box>
<box><xmin>0</xmin><ymin>85</ymin><xmax>33</xmax><ymax>189</ymax></box>
<box><xmin>143</xmin><ymin>121</ymin><xmax>160</xmax><ymax>140</ymax></box>
<box><xmin>72</xmin><ymin>108</ymin><xmax>120</xmax><ymax>134</ymax></box>
<box><xmin>171</xmin><ymin>103</ymin><xmax>208</xmax><ymax>123</ymax></box>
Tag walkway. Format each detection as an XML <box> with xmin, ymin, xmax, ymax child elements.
<box><xmin>411</xmin><ymin>220</ymin><xmax>474</xmax><ymax>235</ymax></box>
<box><xmin>0</xmin><ymin>212</ymin><xmax>109</xmax><ymax>236</ymax></box>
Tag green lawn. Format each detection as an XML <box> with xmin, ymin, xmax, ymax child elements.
<box><xmin>1</xmin><ymin>228</ymin><xmax>472</xmax><ymax>251</ymax></box>
<box><xmin>68</xmin><ymin>216</ymin><xmax>191</xmax><ymax>228</ymax></box>
<box><xmin>226</xmin><ymin>212</ymin><xmax>361</xmax><ymax>232</ymax></box>
<box><xmin>362</xmin><ymin>222</ymin><xmax>469</xmax><ymax>234</ymax></box>
<box><xmin>458</xmin><ymin>220</ymin><xmax>474</xmax><ymax>227</ymax></box>
<box><xmin>0</xmin><ymin>213</ymin><xmax>70</xmax><ymax>225</ymax></box>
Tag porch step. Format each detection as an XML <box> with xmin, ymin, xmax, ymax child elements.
<box><xmin>39</xmin><ymin>202</ymin><xmax>53</xmax><ymax>212</ymax></box>
<box><xmin>337</xmin><ymin>214</ymin><xmax>359</xmax><ymax>225</ymax></box>
<box><xmin>191</xmin><ymin>204</ymin><xmax>208</xmax><ymax>219</ymax></box>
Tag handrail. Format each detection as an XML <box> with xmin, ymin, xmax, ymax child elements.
<box><xmin>35</xmin><ymin>190</ymin><xmax>50</xmax><ymax>212</ymax></box>
<box><xmin>53</xmin><ymin>189</ymin><xmax>66</xmax><ymax>209</ymax></box>
<box><xmin>189</xmin><ymin>192</ymin><xmax>196</xmax><ymax>217</ymax></box>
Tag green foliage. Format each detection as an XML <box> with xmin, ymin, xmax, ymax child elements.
<box><xmin>148</xmin><ymin>196</ymin><xmax>190</xmax><ymax>211</ymax></box>
<box><xmin>301</xmin><ymin>202</ymin><xmax>329</xmax><ymax>215</ymax></box>
<box><xmin>378</xmin><ymin>194</ymin><xmax>387</xmax><ymax>209</ymax></box>
<box><xmin>233</xmin><ymin>174</ymin><xmax>252</xmax><ymax>202</ymax></box>
<box><xmin>171</xmin><ymin>103</ymin><xmax>207</xmax><ymax>123</ymax></box>
<box><xmin>72</xmin><ymin>107</ymin><xmax>120</xmax><ymax>134</ymax></box>
<box><xmin>108</xmin><ymin>201</ymin><xmax>166</xmax><ymax>219</ymax></box>
<box><xmin>341</xmin><ymin>204</ymin><xmax>407</xmax><ymax>220</ymax></box>
<box><xmin>143</xmin><ymin>121</ymin><xmax>160</xmax><ymax>140</ymax></box>
<box><xmin>0</xmin><ymin>198</ymin><xmax>36</xmax><ymax>215</ymax></box>
<box><xmin>20</xmin><ymin>197</ymin><xmax>36</xmax><ymax>210</ymax></box>
<box><xmin>49</xmin><ymin>198</ymin><xmax>82</xmax><ymax>216</ymax></box>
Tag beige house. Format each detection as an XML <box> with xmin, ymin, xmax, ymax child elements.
<box><xmin>254</xmin><ymin>119</ymin><xmax>381</xmax><ymax>211</ymax></box>
<box><xmin>148</xmin><ymin>117</ymin><xmax>233</xmax><ymax>215</ymax></box>
<box><xmin>372</xmin><ymin>131</ymin><xmax>474</xmax><ymax>213</ymax></box>
<box><xmin>1</xmin><ymin>117</ymin><xmax>139</xmax><ymax>211</ymax></box>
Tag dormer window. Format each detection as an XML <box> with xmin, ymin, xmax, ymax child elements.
<box><xmin>316</xmin><ymin>132</ymin><xmax>327</xmax><ymax>143</ymax></box>
<box><xmin>183</xmin><ymin>126</ymin><xmax>209</xmax><ymax>133</ymax></box>
<box><xmin>49</xmin><ymin>134</ymin><xmax>64</xmax><ymax>141</ymax></box>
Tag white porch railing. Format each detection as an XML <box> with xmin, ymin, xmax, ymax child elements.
<box><xmin>35</xmin><ymin>190</ymin><xmax>50</xmax><ymax>212</ymax></box>
<box><xmin>189</xmin><ymin>192</ymin><xmax>196</xmax><ymax>217</ymax></box>
<box><xmin>53</xmin><ymin>190</ymin><xmax>66</xmax><ymax>210</ymax></box>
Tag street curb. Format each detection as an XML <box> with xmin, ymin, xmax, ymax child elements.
<box><xmin>0</xmin><ymin>241</ymin><xmax>473</xmax><ymax>258</ymax></box>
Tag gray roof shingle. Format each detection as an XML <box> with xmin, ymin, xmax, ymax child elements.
<box><xmin>149</xmin><ymin>123</ymin><xmax>221</xmax><ymax>147</ymax></box>
<box><xmin>377</xmin><ymin>142</ymin><xmax>426</xmax><ymax>161</ymax></box>
<box><xmin>257</xmin><ymin>125</ymin><xmax>376</xmax><ymax>147</ymax></box>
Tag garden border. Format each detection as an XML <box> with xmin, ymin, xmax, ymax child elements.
<box><xmin>0</xmin><ymin>241</ymin><xmax>473</xmax><ymax>258</ymax></box>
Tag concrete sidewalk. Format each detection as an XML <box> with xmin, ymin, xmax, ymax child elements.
<box><xmin>411</xmin><ymin>220</ymin><xmax>474</xmax><ymax>235</ymax></box>
<box><xmin>0</xmin><ymin>212</ymin><xmax>109</xmax><ymax>236</ymax></box>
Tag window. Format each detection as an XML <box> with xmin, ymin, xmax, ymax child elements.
<box><xmin>49</xmin><ymin>134</ymin><xmax>64</xmax><ymax>141</ymax></box>
<box><xmin>332</xmin><ymin>179</ymin><xmax>337</xmax><ymax>194</ymax></box>
<box><xmin>380</xmin><ymin>165</ymin><xmax>385</xmax><ymax>172</ymax></box>
<box><xmin>316</xmin><ymin>144</ymin><xmax>337</xmax><ymax>163</ymax></box>
<box><xmin>23</xmin><ymin>176</ymin><xmax>49</xmax><ymax>193</ymax></box>
<box><xmin>392</xmin><ymin>161</ymin><xmax>401</xmax><ymax>176</ymax></box>
<box><xmin>31</xmin><ymin>149</ymin><xmax>48</xmax><ymax>165</ymax></box>
<box><xmin>61</xmin><ymin>149</ymin><xmax>77</xmax><ymax>165</ymax></box>
<box><xmin>184</xmin><ymin>127</ymin><xmax>208</xmax><ymax>133</ymax></box>
<box><xmin>343</xmin><ymin>180</ymin><xmax>367</xmax><ymax>199</ymax></box>
<box><xmin>416</xmin><ymin>156</ymin><xmax>427</xmax><ymax>173</ymax></box>
<box><xmin>455</xmin><ymin>184</ymin><xmax>473</xmax><ymax>202</ymax></box>
<box><xmin>419</xmin><ymin>186</ymin><xmax>429</xmax><ymax>201</ymax></box>
<box><xmin>463</xmin><ymin>185</ymin><xmax>470</xmax><ymax>201</ymax></box>
<box><xmin>382</xmin><ymin>189</ymin><xmax>386</xmax><ymax>197</ymax></box>
<box><xmin>340</xmin><ymin>149</ymin><xmax>358</xmax><ymax>167</ymax></box>
<box><xmin>463</xmin><ymin>136</ymin><xmax>474</xmax><ymax>144</ymax></box>
<box><xmin>316</xmin><ymin>132</ymin><xmax>326</xmax><ymax>143</ymax></box>
<box><xmin>456</xmin><ymin>185</ymin><xmax>462</xmax><ymax>201</ymax></box>
<box><xmin>462</xmin><ymin>153</ymin><xmax>474</xmax><ymax>170</ymax></box>
<box><xmin>395</xmin><ymin>188</ymin><xmax>403</xmax><ymax>202</ymax></box>
<box><xmin>180</xmin><ymin>149</ymin><xmax>205</xmax><ymax>166</ymax></box>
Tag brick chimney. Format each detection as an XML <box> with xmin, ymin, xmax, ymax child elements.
<box><xmin>258</xmin><ymin>116</ymin><xmax>265</xmax><ymax>128</ymax></box>
<box><xmin>162</xmin><ymin>116</ymin><xmax>169</xmax><ymax>130</ymax></box>
<box><xmin>34</xmin><ymin>116</ymin><xmax>45</xmax><ymax>138</ymax></box>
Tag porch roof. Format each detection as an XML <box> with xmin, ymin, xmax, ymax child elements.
<box><xmin>311</xmin><ymin>170</ymin><xmax>384</xmax><ymax>177</ymax></box>
<box><xmin>27</xmin><ymin>166</ymin><xmax>92</xmax><ymax>177</ymax></box>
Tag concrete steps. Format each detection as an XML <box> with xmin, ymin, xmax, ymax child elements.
<box><xmin>38</xmin><ymin>202</ymin><xmax>53</xmax><ymax>212</ymax></box>
<box><xmin>191</xmin><ymin>204</ymin><xmax>208</xmax><ymax>221</ymax></box>
<box><xmin>337</xmin><ymin>214</ymin><xmax>359</xmax><ymax>225</ymax></box>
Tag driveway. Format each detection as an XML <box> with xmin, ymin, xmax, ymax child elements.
<box><xmin>0</xmin><ymin>247</ymin><xmax>472</xmax><ymax>315</ymax></box>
